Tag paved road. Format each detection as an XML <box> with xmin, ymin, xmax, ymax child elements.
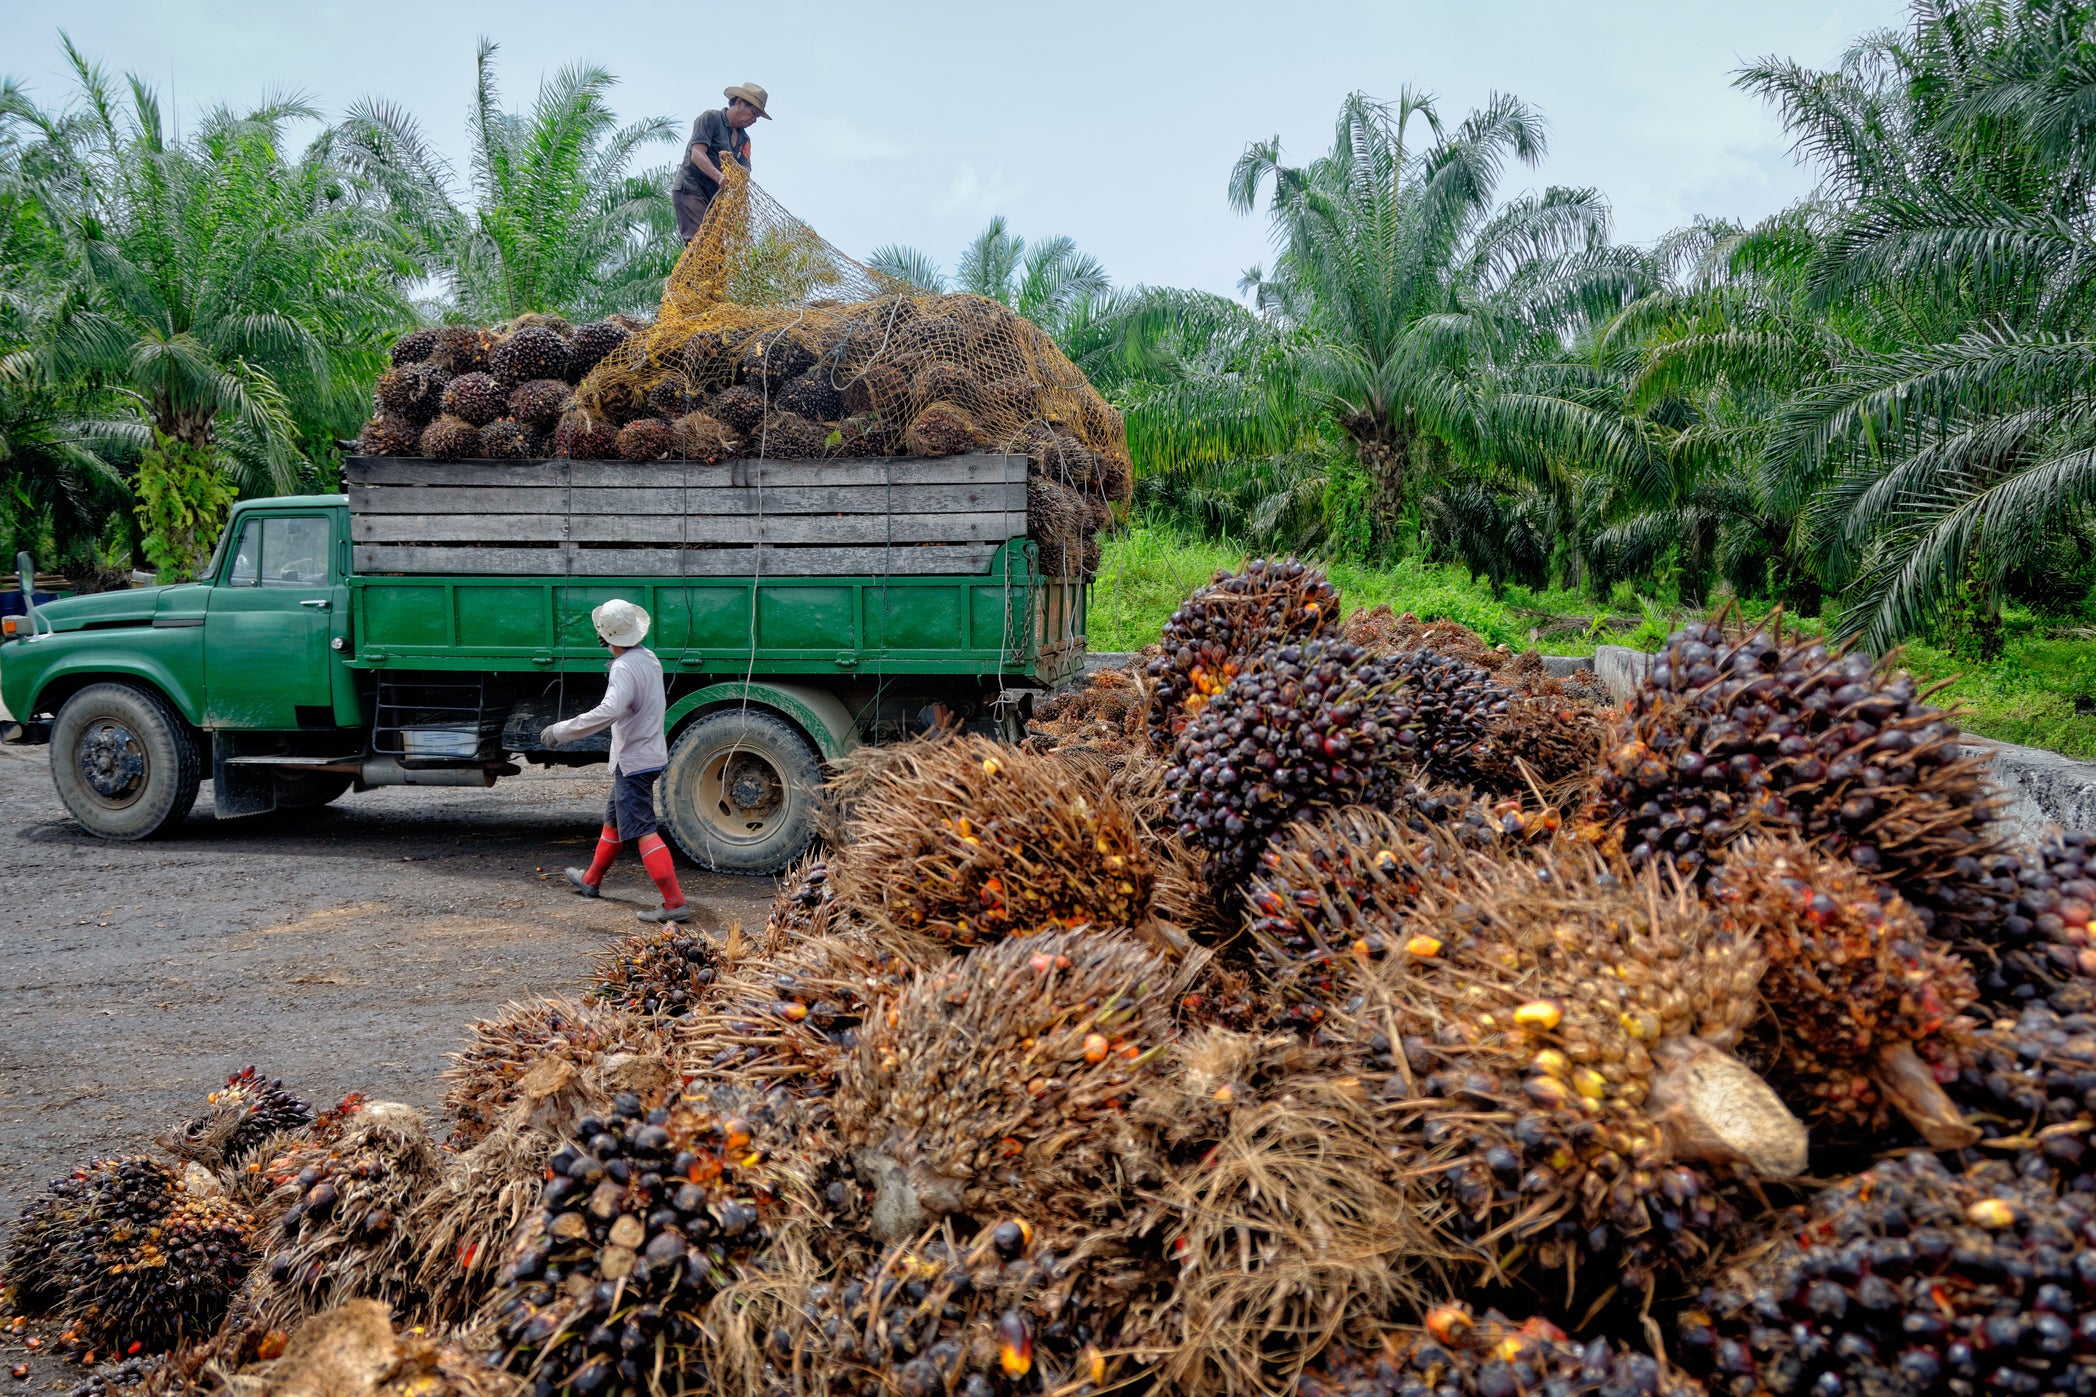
<box><xmin>0</xmin><ymin>740</ymin><xmax>776</xmax><ymax>1227</ymax></box>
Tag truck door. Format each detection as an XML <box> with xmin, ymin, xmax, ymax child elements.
<box><xmin>204</xmin><ymin>512</ymin><xmax>338</xmax><ymax>729</ymax></box>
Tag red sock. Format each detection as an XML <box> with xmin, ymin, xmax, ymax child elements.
<box><xmin>638</xmin><ymin>834</ymin><xmax>686</xmax><ymax>909</ymax></box>
<box><xmin>583</xmin><ymin>824</ymin><xmax>621</xmax><ymax>886</ymax></box>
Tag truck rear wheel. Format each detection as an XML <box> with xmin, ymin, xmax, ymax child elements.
<box><xmin>660</xmin><ymin>708</ymin><xmax>822</xmax><ymax>875</ymax></box>
<box><xmin>51</xmin><ymin>683</ymin><xmax>203</xmax><ymax>840</ymax></box>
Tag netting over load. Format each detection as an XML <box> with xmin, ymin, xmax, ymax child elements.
<box><xmin>574</xmin><ymin>165</ymin><xmax>1132</xmax><ymax>573</ymax></box>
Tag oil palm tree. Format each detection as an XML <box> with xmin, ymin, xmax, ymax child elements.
<box><xmin>866</xmin><ymin>216</ymin><xmax>1111</xmax><ymax>340</ymax></box>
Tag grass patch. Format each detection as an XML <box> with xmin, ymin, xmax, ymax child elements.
<box><xmin>1901</xmin><ymin>633</ymin><xmax>2096</xmax><ymax>761</ymax></box>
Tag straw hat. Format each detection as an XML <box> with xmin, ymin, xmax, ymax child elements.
<box><xmin>724</xmin><ymin>83</ymin><xmax>772</xmax><ymax>119</ymax></box>
<box><xmin>592</xmin><ymin>598</ymin><xmax>651</xmax><ymax>648</ymax></box>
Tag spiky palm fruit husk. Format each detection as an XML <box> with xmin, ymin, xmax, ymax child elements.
<box><xmin>564</xmin><ymin>320</ymin><xmax>631</xmax><ymax>384</ymax></box>
<box><xmin>1024</xmin><ymin>664</ymin><xmax>1154</xmax><ymax>761</ymax></box>
<box><xmin>1095</xmin><ymin>448</ymin><xmax>1133</xmax><ymax>506</ymax></box>
<box><xmin>841</xmin><ymin>361</ymin><xmax>906</xmax><ymax>418</ymax></box>
<box><xmin>1959</xmin><ymin>830</ymin><xmax>2096</xmax><ymax>1014</ymax></box>
<box><xmin>1028</xmin><ymin>474</ymin><xmax>1089</xmax><ymax>579</ymax></box>
<box><xmin>776</xmin><ymin>370</ymin><xmax>845</xmax><ymax>422</ymax></box>
<box><xmin>1580</xmin><ymin>617</ymin><xmax>2006</xmax><ymax>918</ymax></box>
<box><xmin>480</xmin><ymin>418</ymin><xmax>537</xmax><ymax>460</ymax></box>
<box><xmin>1678</xmin><ymin>1152</ymin><xmax>2096</xmax><ymax>1397</ymax></box>
<box><xmin>754</xmin><ymin>410</ymin><xmax>829</xmax><ymax>459</ymax></box>
<box><xmin>590</xmin><ymin>927</ymin><xmax>719</xmax><ymax>1018</ymax></box>
<box><xmin>764</xmin><ymin>852</ymin><xmax>845</xmax><ymax>945</ymax></box>
<box><xmin>354</xmin><ymin>414</ymin><xmax>419</xmax><ymax>457</ymax></box>
<box><xmin>427</xmin><ymin>325</ymin><xmax>494</xmax><ymax>375</ymax></box>
<box><xmin>757</xmin><ymin>1221</ymin><xmax>1166</xmax><ymax>1397</ymax></box>
<box><xmin>910</xmin><ymin>363</ymin><xmax>982</xmax><ymax>413</ymax></box>
<box><xmin>1166</xmin><ymin>639</ymin><xmax>1412</xmax><ymax>895</ymax></box>
<box><xmin>483</xmin><ymin>1093</ymin><xmax>784</xmax><ymax>1397</ymax></box>
<box><xmin>389</xmin><ymin>327</ymin><xmax>440</xmax><ymax>367</ymax></box>
<box><xmin>904</xmin><ymin>401</ymin><xmax>980</xmax><ymax>457</ymax></box>
<box><xmin>440</xmin><ymin>371</ymin><xmax>504</xmax><ymax>427</ymax></box>
<box><xmin>1710</xmin><ymin>841</ymin><xmax>1981</xmax><ymax>1149</ymax></box>
<box><xmin>165</xmin><ymin>1067</ymin><xmax>314</xmax><ymax>1172</ymax></box>
<box><xmin>1016</xmin><ymin>421</ymin><xmax>1096</xmax><ymax>491</ymax></box>
<box><xmin>614</xmin><ymin>417</ymin><xmax>673</xmax><ymax>461</ymax></box>
<box><xmin>1941</xmin><ymin>1001</ymin><xmax>2096</xmax><ymax>1189</ymax></box>
<box><xmin>645</xmin><ymin>373</ymin><xmax>706</xmax><ymax>421</ymax></box>
<box><xmin>1148</xmin><ymin>1031</ymin><xmax>1437</xmax><ymax>1397</ymax></box>
<box><xmin>158</xmin><ymin>1299</ymin><xmax>524</xmax><ymax>1397</ymax></box>
<box><xmin>739</xmin><ymin>327</ymin><xmax>819</xmax><ymax>391</ymax></box>
<box><xmin>834</xmin><ymin>412</ymin><xmax>899</xmax><ymax>457</ymax></box>
<box><xmin>826</xmin><ymin>736</ymin><xmax>1154</xmax><ymax>947</ymax></box>
<box><xmin>831</xmin><ymin>929</ymin><xmax>1184</xmax><ymax>1248</ymax></box>
<box><xmin>500</xmin><ymin>312</ymin><xmax>573</xmax><ymax>339</ymax></box>
<box><xmin>1338</xmin><ymin>606</ymin><xmax>1507</xmax><ymax>672</ymax></box>
<box><xmin>549</xmin><ymin>410</ymin><xmax>619</xmax><ymax>462</ymax></box>
<box><xmin>506</xmin><ymin>378</ymin><xmax>571</xmax><ymax>430</ymax></box>
<box><xmin>444</xmin><ymin>999</ymin><xmax>674</xmax><ymax>1148</ymax></box>
<box><xmin>710</xmin><ymin>384</ymin><xmax>767</xmax><ymax>435</ymax></box>
<box><xmin>671</xmin><ymin>410</ymin><xmax>740</xmax><ymax>463</ymax></box>
<box><xmin>419</xmin><ymin>415</ymin><xmax>482</xmax><ymax>461</ymax></box>
<box><xmin>1299</xmin><ymin>1308</ymin><xmax>1696</xmax><ymax>1397</ymax></box>
<box><xmin>1146</xmin><ymin>559</ymin><xmax>1341</xmax><ymax>743</ymax></box>
<box><xmin>1329</xmin><ymin>851</ymin><xmax>1802</xmax><ymax>1301</ymax></box>
<box><xmin>375</xmin><ymin>362</ymin><xmax>448</xmax><ymax>425</ymax></box>
<box><xmin>238</xmin><ymin>1102</ymin><xmax>442</xmax><ymax>1332</ymax></box>
<box><xmin>3</xmin><ymin>1164</ymin><xmax>93</xmax><ymax>1311</ymax></box>
<box><xmin>981</xmin><ymin>373</ymin><xmax>1043</xmax><ymax>422</ymax></box>
<box><xmin>489</xmin><ymin>327</ymin><xmax>570</xmax><ymax>390</ymax></box>
<box><xmin>1468</xmin><ymin>692</ymin><xmax>1608</xmax><ymax>798</ymax></box>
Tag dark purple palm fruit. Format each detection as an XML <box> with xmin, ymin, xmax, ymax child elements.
<box><xmin>440</xmin><ymin>371</ymin><xmax>504</xmax><ymax>427</ymax></box>
<box><xmin>564</xmin><ymin>319</ymin><xmax>631</xmax><ymax>384</ymax></box>
<box><xmin>775</xmin><ymin>370</ymin><xmax>845</xmax><ymax>423</ymax></box>
<box><xmin>388</xmin><ymin>326</ymin><xmax>440</xmax><ymax>367</ymax></box>
<box><xmin>616</xmin><ymin>417</ymin><xmax>674</xmax><ymax>462</ymax></box>
<box><xmin>1383</xmin><ymin>647</ymin><xmax>1514</xmax><ymax>786</ymax></box>
<box><xmin>1146</xmin><ymin>558</ymin><xmax>1341</xmax><ymax>744</ymax></box>
<box><xmin>355</xmin><ymin>415</ymin><xmax>419</xmax><ymax>457</ymax></box>
<box><xmin>1958</xmin><ymin>830</ymin><xmax>2096</xmax><ymax>1015</ymax></box>
<box><xmin>1942</xmin><ymin>1000</ymin><xmax>2096</xmax><ymax>1191</ymax></box>
<box><xmin>753</xmin><ymin>411</ymin><xmax>830</xmax><ymax>460</ymax></box>
<box><xmin>737</xmin><ymin>327</ymin><xmax>816</xmax><ymax>392</ymax></box>
<box><xmin>507</xmin><ymin>378</ymin><xmax>571</xmax><ymax>431</ymax></box>
<box><xmin>490</xmin><ymin>325</ymin><xmax>570</xmax><ymax>390</ymax></box>
<box><xmin>374</xmin><ymin>360</ymin><xmax>448</xmax><ymax>425</ymax></box>
<box><xmin>481</xmin><ymin>418</ymin><xmax>537</xmax><ymax>459</ymax></box>
<box><xmin>1677</xmin><ymin>1151</ymin><xmax>2096</xmax><ymax>1397</ymax></box>
<box><xmin>426</xmin><ymin>324</ymin><xmax>493</xmax><ymax>375</ymax></box>
<box><xmin>551</xmin><ymin>410</ymin><xmax>619</xmax><ymax>461</ymax></box>
<box><xmin>644</xmin><ymin>374</ymin><xmax>705</xmax><ymax>421</ymax></box>
<box><xmin>709</xmin><ymin>385</ymin><xmax>766</xmax><ymax>436</ymax></box>
<box><xmin>1301</xmin><ymin>1306</ymin><xmax>1696</xmax><ymax>1397</ymax></box>
<box><xmin>1580</xmin><ymin>615</ymin><xmax>2006</xmax><ymax>920</ymax></box>
<box><xmin>419</xmin><ymin>415</ymin><xmax>482</xmax><ymax>461</ymax></box>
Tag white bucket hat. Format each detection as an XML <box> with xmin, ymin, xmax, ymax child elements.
<box><xmin>592</xmin><ymin>598</ymin><xmax>651</xmax><ymax>648</ymax></box>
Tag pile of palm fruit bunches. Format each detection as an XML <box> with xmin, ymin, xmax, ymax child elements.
<box><xmin>352</xmin><ymin>299</ymin><xmax>1129</xmax><ymax>581</ymax></box>
<box><xmin>13</xmin><ymin>558</ymin><xmax>2096</xmax><ymax>1397</ymax></box>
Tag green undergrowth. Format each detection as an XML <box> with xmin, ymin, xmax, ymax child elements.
<box><xmin>1087</xmin><ymin>527</ymin><xmax>2096</xmax><ymax>761</ymax></box>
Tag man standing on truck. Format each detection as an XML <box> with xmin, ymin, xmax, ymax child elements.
<box><xmin>673</xmin><ymin>83</ymin><xmax>769</xmax><ymax>243</ymax></box>
<box><xmin>539</xmin><ymin>600</ymin><xmax>691</xmax><ymax>923</ymax></box>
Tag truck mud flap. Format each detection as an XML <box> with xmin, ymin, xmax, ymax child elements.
<box><xmin>212</xmin><ymin>734</ymin><xmax>279</xmax><ymax>818</ymax></box>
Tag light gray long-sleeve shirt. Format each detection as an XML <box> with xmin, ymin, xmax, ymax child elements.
<box><xmin>546</xmin><ymin>646</ymin><xmax>669</xmax><ymax>774</ymax></box>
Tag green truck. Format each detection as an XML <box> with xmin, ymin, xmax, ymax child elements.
<box><xmin>0</xmin><ymin>453</ymin><xmax>1085</xmax><ymax>872</ymax></box>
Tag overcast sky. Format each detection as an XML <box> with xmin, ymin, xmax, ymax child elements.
<box><xmin>4</xmin><ymin>0</ymin><xmax>1907</xmax><ymax>297</ymax></box>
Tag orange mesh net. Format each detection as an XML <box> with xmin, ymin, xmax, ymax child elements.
<box><xmin>567</xmin><ymin>165</ymin><xmax>1131</xmax><ymax>577</ymax></box>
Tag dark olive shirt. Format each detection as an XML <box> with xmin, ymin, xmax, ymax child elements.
<box><xmin>675</xmin><ymin>109</ymin><xmax>751</xmax><ymax>196</ymax></box>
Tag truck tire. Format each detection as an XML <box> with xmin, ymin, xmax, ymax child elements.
<box><xmin>274</xmin><ymin>770</ymin><xmax>355</xmax><ymax>809</ymax></box>
<box><xmin>50</xmin><ymin>683</ymin><xmax>204</xmax><ymax>840</ymax></box>
<box><xmin>660</xmin><ymin>708</ymin><xmax>822</xmax><ymax>875</ymax></box>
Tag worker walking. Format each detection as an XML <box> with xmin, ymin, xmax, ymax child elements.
<box><xmin>540</xmin><ymin>600</ymin><xmax>690</xmax><ymax>923</ymax></box>
<box><xmin>674</xmin><ymin>82</ymin><xmax>769</xmax><ymax>243</ymax></box>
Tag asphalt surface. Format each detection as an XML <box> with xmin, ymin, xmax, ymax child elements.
<box><xmin>0</xmin><ymin>739</ymin><xmax>777</xmax><ymax>1230</ymax></box>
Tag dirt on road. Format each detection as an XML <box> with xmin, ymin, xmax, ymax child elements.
<box><xmin>0</xmin><ymin>739</ymin><xmax>777</xmax><ymax>1232</ymax></box>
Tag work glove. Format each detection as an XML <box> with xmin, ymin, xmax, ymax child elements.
<box><xmin>539</xmin><ymin>724</ymin><xmax>564</xmax><ymax>748</ymax></box>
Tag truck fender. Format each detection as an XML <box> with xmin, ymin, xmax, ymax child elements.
<box><xmin>26</xmin><ymin>655</ymin><xmax>205</xmax><ymax>729</ymax></box>
<box><xmin>664</xmin><ymin>681</ymin><xmax>861</xmax><ymax>762</ymax></box>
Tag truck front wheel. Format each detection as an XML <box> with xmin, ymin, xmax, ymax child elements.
<box><xmin>660</xmin><ymin>708</ymin><xmax>822</xmax><ymax>875</ymax></box>
<box><xmin>50</xmin><ymin>683</ymin><xmax>204</xmax><ymax>840</ymax></box>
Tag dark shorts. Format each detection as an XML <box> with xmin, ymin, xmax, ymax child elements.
<box><xmin>674</xmin><ymin>188</ymin><xmax>714</xmax><ymax>243</ymax></box>
<box><xmin>606</xmin><ymin>766</ymin><xmax>663</xmax><ymax>840</ymax></box>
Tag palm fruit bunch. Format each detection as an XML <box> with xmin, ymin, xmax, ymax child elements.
<box><xmin>480</xmin><ymin>418</ymin><xmax>537</xmax><ymax>459</ymax></box>
<box><xmin>427</xmin><ymin>324</ymin><xmax>494</xmax><ymax>375</ymax></box>
<box><xmin>709</xmin><ymin>385</ymin><xmax>766</xmax><ymax>435</ymax></box>
<box><xmin>589</xmin><ymin>927</ymin><xmax>719</xmax><ymax>1018</ymax></box>
<box><xmin>671</xmin><ymin>411</ymin><xmax>739</xmax><ymax>463</ymax></box>
<box><xmin>565</xmin><ymin>320</ymin><xmax>630</xmax><ymax>383</ymax></box>
<box><xmin>613</xmin><ymin>417</ymin><xmax>672</xmax><ymax>461</ymax></box>
<box><xmin>168</xmin><ymin>1067</ymin><xmax>313</xmax><ymax>1169</ymax></box>
<box><xmin>828</xmin><ymin>736</ymin><xmax>1153</xmax><ymax>947</ymax></box>
<box><xmin>444</xmin><ymin>998</ymin><xmax>672</xmax><ymax>1147</ymax></box>
<box><xmin>1469</xmin><ymin>691</ymin><xmax>1607</xmax><ymax>794</ymax></box>
<box><xmin>831</xmin><ymin>929</ymin><xmax>1181</xmax><ymax>1247</ymax></box>
<box><xmin>903</xmin><ymin>402</ymin><xmax>980</xmax><ymax>457</ymax></box>
<box><xmin>375</xmin><ymin>361</ymin><xmax>448</xmax><ymax>425</ymax></box>
<box><xmin>507</xmin><ymin>378</ymin><xmax>571</xmax><ymax>431</ymax></box>
<box><xmin>390</xmin><ymin>327</ymin><xmax>440</xmax><ymax>366</ymax></box>
<box><xmin>241</xmin><ymin>1102</ymin><xmax>443</xmax><ymax>1331</ymax></box>
<box><xmin>1679</xmin><ymin>1151</ymin><xmax>2096</xmax><ymax>1397</ymax></box>
<box><xmin>550</xmin><ymin>410</ymin><xmax>619</xmax><ymax>461</ymax></box>
<box><xmin>440</xmin><ymin>372</ymin><xmax>505</xmax><ymax>427</ymax></box>
<box><xmin>490</xmin><ymin>326</ymin><xmax>570</xmax><ymax>390</ymax></box>
<box><xmin>156</xmin><ymin>1298</ymin><xmax>518</xmax><ymax>1397</ymax></box>
<box><xmin>2</xmin><ymin>1157</ymin><xmax>252</xmax><ymax>1356</ymax></box>
<box><xmin>1165</xmin><ymin>639</ymin><xmax>1407</xmax><ymax>894</ymax></box>
<box><xmin>764</xmin><ymin>852</ymin><xmax>845</xmax><ymax>944</ymax></box>
<box><xmin>762</xmin><ymin>1223</ymin><xmax>1155</xmax><ymax>1397</ymax></box>
<box><xmin>1333</xmin><ymin>851</ymin><xmax>1803</xmax><ymax>1299</ymax></box>
<box><xmin>1378</xmin><ymin>648</ymin><xmax>1515</xmax><ymax>786</ymax></box>
<box><xmin>1146</xmin><ymin>558</ymin><xmax>1340</xmax><ymax>743</ymax></box>
<box><xmin>1711</xmin><ymin>841</ymin><xmax>1981</xmax><ymax>1150</ymax></box>
<box><xmin>1583</xmin><ymin>617</ymin><xmax>2003</xmax><ymax>916</ymax></box>
<box><xmin>1943</xmin><ymin>1001</ymin><xmax>2096</xmax><ymax>1190</ymax></box>
<box><xmin>1959</xmin><ymin>830</ymin><xmax>2096</xmax><ymax>1014</ymax></box>
<box><xmin>755</xmin><ymin>409</ymin><xmax>828</xmax><ymax>459</ymax></box>
<box><xmin>843</xmin><ymin>362</ymin><xmax>907</xmax><ymax>418</ymax></box>
<box><xmin>982</xmin><ymin>373</ymin><xmax>1043</xmax><ymax>421</ymax></box>
<box><xmin>645</xmin><ymin>374</ymin><xmax>705</xmax><ymax>420</ymax></box>
<box><xmin>776</xmin><ymin>370</ymin><xmax>845</xmax><ymax>422</ymax></box>
<box><xmin>835</xmin><ymin>412</ymin><xmax>899</xmax><ymax>457</ymax></box>
<box><xmin>739</xmin><ymin>326</ymin><xmax>817</xmax><ymax>390</ymax></box>
<box><xmin>420</xmin><ymin>415</ymin><xmax>481</xmax><ymax>461</ymax></box>
<box><xmin>1299</xmin><ymin>1307</ymin><xmax>1696</xmax><ymax>1397</ymax></box>
<box><xmin>355</xmin><ymin>414</ymin><xmax>419</xmax><ymax>457</ymax></box>
<box><xmin>912</xmin><ymin>363</ymin><xmax>981</xmax><ymax>411</ymax></box>
<box><xmin>486</xmin><ymin>1092</ymin><xmax>781</xmax><ymax>1397</ymax></box>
